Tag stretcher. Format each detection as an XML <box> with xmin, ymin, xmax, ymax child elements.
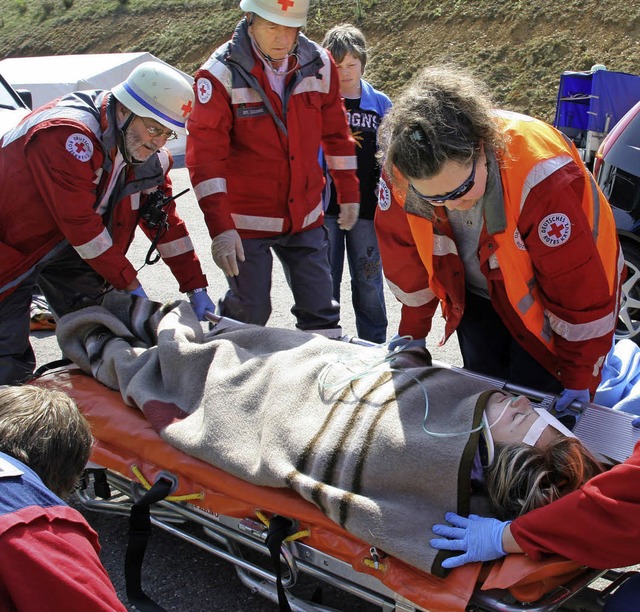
<box><xmin>30</xmin><ymin>315</ymin><xmax>639</xmax><ymax>612</ymax></box>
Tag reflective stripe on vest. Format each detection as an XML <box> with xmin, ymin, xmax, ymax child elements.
<box><xmin>194</xmin><ymin>178</ymin><xmax>227</xmax><ymax>200</ymax></box>
<box><xmin>1</xmin><ymin>106</ymin><xmax>100</xmax><ymax>148</ymax></box>
<box><xmin>325</xmin><ymin>154</ymin><xmax>358</xmax><ymax>171</ymax></box>
<box><xmin>386</xmin><ymin>279</ymin><xmax>437</xmax><ymax>307</ymax></box>
<box><xmin>231</xmin><ymin>213</ymin><xmax>284</xmax><ymax>233</ymax></box>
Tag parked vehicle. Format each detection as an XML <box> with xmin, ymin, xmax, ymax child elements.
<box><xmin>554</xmin><ymin>67</ymin><xmax>640</xmax><ymax>169</ymax></box>
<box><xmin>0</xmin><ymin>72</ymin><xmax>30</xmax><ymax>135</ymax></box>
<box><xmin>594</xmin><ymin>100</ymin><xmax>640</xmax><ymax>341</ymax></box>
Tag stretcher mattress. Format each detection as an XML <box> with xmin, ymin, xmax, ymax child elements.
<box><xmin>35</xmin><ymin>368</ymin><xmax>588</xmax><ymax>612</ymax></box>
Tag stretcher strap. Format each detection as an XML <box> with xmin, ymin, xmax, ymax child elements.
<box><xmin>131</xmin><ymin>465</ymin><xmax>204</xmax><ymax>502</ymax></box>
<box><xmin>31</xmin><ymin>357</ymin><xmax>73</xmax><ymax>378</ymax></box>
<box><xmin>125</xmin><ymin>477</ymin><xmax>174</xmax><ymax>612</ymax></box>
<box><xmin>255</xmin><ymin>509</ymin><xmax>310</xmax><ymax>542</ymax></box>
<box><xmin>265</xmin><ymin>516</ymin><xmax>295</xmax><ymax>612</ymax></box>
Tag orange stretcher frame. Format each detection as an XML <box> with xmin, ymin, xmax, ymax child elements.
<box><xmin>33</xmin><ymin>368</ymin><xmax>609</xmax><ymax>612</ymax></box>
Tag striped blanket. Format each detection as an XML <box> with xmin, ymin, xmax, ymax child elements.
<box><xmin>56</xmin><ymin>293</ymin><xmax>497</xmax><ymax>574</ymax></box>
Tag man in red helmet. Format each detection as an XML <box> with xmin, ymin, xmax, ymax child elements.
<box><xmin>187</xmin><ymin>0</ymin><xmax>359</xmax><ymax>337</ymax></box>
<box><xmin>0</xmin><ymin>61</ymin><xmax>215</xmax><ymax>385</ymax></box>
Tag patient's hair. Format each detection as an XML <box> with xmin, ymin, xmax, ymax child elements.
<box><xmin>485</xmin><ymin>435</ymin><xmax>605</xmax><ymax>520</ymax></box>
<box><xmin>0</xmin><ymin>385</ymin><xmax>93</xmax><ymax>498</ymax></box>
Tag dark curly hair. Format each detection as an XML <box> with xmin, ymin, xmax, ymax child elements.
<box><xmin>379</xmin><ymin>64</ymin><xmax>507</xmax><ymax>182</ymax></box>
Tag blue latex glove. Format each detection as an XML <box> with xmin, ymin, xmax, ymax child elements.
<box><xmin>632</xmin><ymin>416</ymin><xmax>640</xmax><ymax>429</ymax></box>
<box><xmin>189</xmin><ymin>290</ymin><xmax>216</xmax><ymax>321</ymax></box>
<box><xmin>554</xmin><ymin>387</ymin><xmax>590</xmax><ymax>415</ymax></box>
<box><xmin>128</xmin><ymin>285</ymin><xmax>148</xmax><ymax>299</ymax></box>
<box><xmin>388</xmin><ymin>335</ymin><xmax>426</xmax><ymax>352</ymax></box>
<box><xmin>430</xmin><ymin>512</ymin><xmax>509</xmax><ymax>569</ymax></box>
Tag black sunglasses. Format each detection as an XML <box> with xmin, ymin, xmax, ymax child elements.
<box><xmin>409</xmin><ymin>156</ymin><xmax>477</xmax><ymax>205</ymax></box>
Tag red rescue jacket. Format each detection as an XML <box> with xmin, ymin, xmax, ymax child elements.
<box><xmin>186</xmin><ymin>20</ymin><xmax>359</xmax><ymax>240</ymax></box>
<box><xmin>376</xmin><ymin>111</ymin><xmax>622</xmax><ymax>390</ymax></box>
<box><xmin>0</xmin><ymin>90</ymin><xmax>207</xmax><ymax>299</ymax></box>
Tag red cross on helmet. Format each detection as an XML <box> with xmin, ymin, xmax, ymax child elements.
<box><xmin>112</xmin><ymin>61</ymin><xmax>195</xmax><ymax>135</ymax></box>
<box><xmin>239</xmin><ymin>0</ymin><xmax>309</xmax><ymax>27</ymax></box>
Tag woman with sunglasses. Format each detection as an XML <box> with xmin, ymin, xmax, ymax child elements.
<box><xmin>375</xmin><ymin>65</ymin><xmax>621</xmax><ymax>413</ymax></box>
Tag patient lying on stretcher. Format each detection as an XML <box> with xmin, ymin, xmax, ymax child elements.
<box><xmin>479</xmin><ymin>392</ymin><xmax>603</xmax><ymax>520</ymax></box>
<box><xmin>52</xmin><ymin>293</ymin><xmax>604</xmax><ymax>575</ymax></box>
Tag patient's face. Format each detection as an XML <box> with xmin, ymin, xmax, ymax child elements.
<box><xmin>485</xmin><ymin>392</ymin><xmax>556</xmax><ymax>448</ymax></box>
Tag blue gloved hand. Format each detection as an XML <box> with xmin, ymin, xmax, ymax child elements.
<box><xmin>387</xmin><ymin>335</ymin><xmax>431</xmax><ymax>368</ymax></box>
<box><xmin>128</xmin><ymin>285</ymin><xmax>148</xmax><ymax>299</ymax></box>
<box><xmin>554</xmin><ymin>388</ymin><xmax>590</xmax><ymax>415</ymax></box>
<box><xmin>430</xmin><ymin>512</ymin><xmax>510</xmax><ymax>569</ymax></box>
<box><xmin>632</xmin><ymin>416</ymin><xmax>640</xmax><ymax>429</ymax></box>
<box><xmin>189</xmin><ymin>289</ymin><xmax>216</xmax><ymax>321</ymax></box>
<box><xmin>388</xmin><ymin>335</ymin><xmax>426</xmax><ymax>352</ymax></box>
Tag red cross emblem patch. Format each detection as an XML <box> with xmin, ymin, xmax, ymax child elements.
<box><xmin>196</xmin><ymin>78</ymin><xmax>212</xmax><ymax>104</ymax></box>
<box><xmin>377</xmin><ymin>177</ymin><xmax>391</xmax><ymax>211</ymax></box>
<box><xmin>65</xmin><ymin>133</ymin><xmax>94</xmax><ymax>162</ymax></box>
<box><xmin>538</xmin><ymin>213</ymin><xmax>571</xmax><ymax>247</ymax></box>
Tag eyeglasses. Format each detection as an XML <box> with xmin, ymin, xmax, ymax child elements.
<box><xmin>409</xmin><ymin>156</ymin><xmax>477</xmax><ymax>204</ymax></box>
<box><xmin>139</xmin><ymin>116</ymin><xmax>178</xmax><ymax>141</ymax></box>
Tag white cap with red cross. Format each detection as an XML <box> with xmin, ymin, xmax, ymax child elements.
<box><xmin>239</xmin><ymin>0</ymin><xmax>309</xmax><ymax>27</ymax></box>
<box><xmin>112</xmin><ymin>61</ymin><xmax>194</xmax><ymax>135</ymax></box>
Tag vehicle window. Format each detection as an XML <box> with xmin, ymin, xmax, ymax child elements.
<box><xmin>607</xmin><ymin>167</ymin><xmax>640</xmax><ymax>212</ymax></box>
<box><xmin>0</xmin><ymin>79</ymin><xmax>22</xmax><ymax>110</ymax></box>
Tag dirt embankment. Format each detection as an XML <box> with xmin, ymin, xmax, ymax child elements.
<box><xmin>1</xmin><ymin>0</ymin><xmax>638</xmax><ymax>121</ymax></box>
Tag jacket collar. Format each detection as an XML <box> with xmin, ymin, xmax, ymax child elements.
<box><xmin>482</xmin><ymin>150</ymin><xmax>507</xmax><ymax>234</ymax></box>
<box><xmin>224</xmin><ymin>19</ymin><xmax>322</xmax><ymax>83</ymax></box>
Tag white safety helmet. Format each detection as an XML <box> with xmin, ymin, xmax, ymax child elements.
<box><xmin>240</xmin><ymin>0</ymin><xmax>309</xmax><ymax>27</ymax></box>
<box><xmin>112</xmin><ymin>62</ymin><xmax>194</xmax><ymax>135</ymax></box>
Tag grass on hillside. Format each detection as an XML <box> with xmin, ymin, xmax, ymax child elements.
<box><xmin>1</xmin><ymin>0</ymin><xmax>639</xmax><ymax>122</ymax></box>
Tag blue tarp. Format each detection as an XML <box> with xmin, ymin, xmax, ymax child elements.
<box><xmin>554</xmin><ymin>70</ymin><xmax>640</xmax><ymax>133</ymax></box>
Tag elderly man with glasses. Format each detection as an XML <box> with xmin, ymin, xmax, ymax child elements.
<box><xmin>0</xmin><ymin>62</ymin><xmax>215</xmax><ymax>385</ymax></box>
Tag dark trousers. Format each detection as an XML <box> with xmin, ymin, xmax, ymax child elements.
<box><xmin>219</xmin><ymin>227</ymin><xmax>340</xmax><ymax>332</ymax></box>
<box><xmin>0</xmin><ymin>243</ymin><xmax>106</xmax><ymax>385</ymax></box>
<box><xmin>456</xmin><ymin>291</ymin><xmax>562</xmax><ymax>393</ymax></box>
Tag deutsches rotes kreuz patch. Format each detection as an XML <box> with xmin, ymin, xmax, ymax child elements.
<box><xmin>65</xmin><ymin>133</ymin><xmax>93</xmax><ymax>162</ymax></box>
<box><xmin>197</xmin><ymin>78</ymin><xmax>213</xmax><ymax>104</ymax></box>
<box><xmin>377</xmin><ymin>177</ymin><xmax>391</xmax><ymax>211</ymax></box>
<box><xmin>514</xmin><ymin>228</ymin><xmax>526</xmax><ymax>251</ymax></box>
<box><xmin>538</xmin><ymin>213</ymin><xmax>571</xmax><ymax>247</ymax></box>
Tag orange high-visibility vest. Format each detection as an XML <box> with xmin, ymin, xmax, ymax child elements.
<box><xmin>400</xmin><ymin>111</ymin><xmax>620</xmax><ymax>349</ymax></box>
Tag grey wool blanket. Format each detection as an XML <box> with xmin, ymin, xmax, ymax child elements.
<box><xmin>56</xmin><ymin>293</ymin><xmax>498</xmax><ymax>574</ymax></box>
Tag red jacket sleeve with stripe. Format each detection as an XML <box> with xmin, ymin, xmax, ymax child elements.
<box><xmin>375</xmin><ymin>175</ymin><xmax>439</xmax><ymax>341</ymax></box>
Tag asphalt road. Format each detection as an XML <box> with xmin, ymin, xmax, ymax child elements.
<box><xmin>29</xmin><ymin>167</ymin><xmax>462</xmax><ymax>611</ymax></box>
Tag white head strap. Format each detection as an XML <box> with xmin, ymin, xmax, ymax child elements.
<box><xmin>522</xmin><ymin>407</ymin><xmax>578</xmax><ymax>446</ymax></box>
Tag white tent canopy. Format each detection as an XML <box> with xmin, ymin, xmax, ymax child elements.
<box><xmin>0</xmin><ymin>52</ymin><xmax>193</xmax><ymax>109</ymax></box>
<box><xmin>0</xmin><ymin>52</ymin><xmax>193</xmax><ymax>163</ymax></box>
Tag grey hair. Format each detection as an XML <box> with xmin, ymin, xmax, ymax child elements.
<box><xmin>379</xmin><ymin>64</ymin><xmax>507</xmax><ymax>182</ymax></box>
<box><xmin>485</xmin><ymin>436</ymin><xmax>605</xmax><ymax>521</ymax></box>
<box><xmin>0</xmin><ymin>385</ymin><xmax>93</xmax><ymax>498</ymax></box>
<box><xmin>322</xmin><ymin>23</ymin><xmax>367</xmax><ymax>69</ymax></box>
